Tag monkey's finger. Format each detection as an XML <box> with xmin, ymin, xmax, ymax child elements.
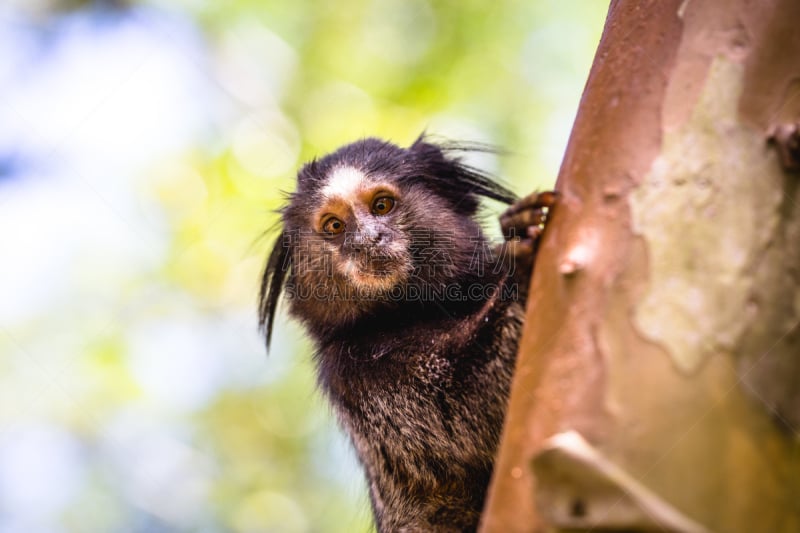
<box><xmin>534</xmin><ymin>190</ymin><xmax>559</xmax><ymax>208</ymax></box>
<box><xmin>504</xmin><ymin>190</ymin><xmax>559</xmax><ymax>217</ymax></box>
<box><xmin>527</xmin><ymin>224</ymin><xmax>543</xmax><ymax>242</ymax></box>
<box><xmin>501</xmin><ymin>206</ymin><xmax>548</xmax><ymax>228</ymax></box>
<box><xmin>500</xmin><ymin>190</ymin><xmax>558</xmax><ymax>237</ymax></box>
<box><xmin>500</xmin><ymin>207</ymin><xmax>549</xmax><ymax>238</ymax></box>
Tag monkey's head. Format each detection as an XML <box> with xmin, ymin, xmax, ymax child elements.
<box><xmin>259</xmin><ymin>135</ymin><xmax>516</xmax><ymax>346</ymax></box>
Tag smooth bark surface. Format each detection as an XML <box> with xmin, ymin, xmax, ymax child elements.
<box><xmin>482</xmin><ymin>1</ymin><xmax>800</xmax><ymax>531</ymax></box>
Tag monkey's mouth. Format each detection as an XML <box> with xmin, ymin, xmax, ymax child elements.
<box><xmin>350</xmin><ymin>255</ymin><xmax>399</xmax><ymax>276</ymax></box>
<box><xmin>341</xmin><ymin>253</ymin><xmax>406</xmax><ymax>289</ymax></box>
<box><xmin>365</xmin><ymin>256</ymin><xmax>400</xmax><ymax>275</ymax></box>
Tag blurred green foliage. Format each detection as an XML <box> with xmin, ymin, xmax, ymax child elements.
<box><xmin>0</xmin><ymin>0</ymin><xmax>608</xmax><ymax>531</ymax></box>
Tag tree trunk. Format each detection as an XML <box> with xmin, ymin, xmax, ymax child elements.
<box><xmin>481</xmin><ymin>1</ymin><xmax>800</xmax><ymax>532</ymax></box>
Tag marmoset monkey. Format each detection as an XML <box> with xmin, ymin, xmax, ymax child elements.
<box><xmin>259</xmin><ymin>136</ymin><xmax>555</xmax><ymax>532</ymax></box>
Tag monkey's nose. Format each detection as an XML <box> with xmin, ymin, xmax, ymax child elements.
<box><xmin>348</xmin><ymin>231</ymin><xmax>385</xmax><ymax>252</ymax></box>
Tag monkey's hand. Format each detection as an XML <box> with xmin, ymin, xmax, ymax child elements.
<box><xmin>498</xmin><ymin>190</ymin><xmax>558</xmax><ymax>292</ymax></box>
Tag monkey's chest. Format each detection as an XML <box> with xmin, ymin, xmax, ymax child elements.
<box><xmin>324</xmin><ymin>345</ymin><xmax>509</xmax><ymax>476</ymax></box>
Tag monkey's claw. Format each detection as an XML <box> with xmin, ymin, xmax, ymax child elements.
<box><xmin>497</xmin><ymin>190</ymin><xmax>557</xmax><ymax>284</ymax></box>
<box><xmin>500</xmin><ymin>190</ymin><xmax>558</xmax><ymax>243</ymax></box>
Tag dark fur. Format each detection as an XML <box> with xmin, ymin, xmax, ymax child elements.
<box><xmin>259</xmin><ymin>136</ymin><xmax>529</xmax><ymax>532</ymax></box>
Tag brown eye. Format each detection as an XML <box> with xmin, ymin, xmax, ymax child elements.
<box><xmin>371</xmin><ymin>196</ymin><xmax>395</xmax><ymax>216</ymax></box>
<box><xmin>322</xmin><ymin>217</ymin><xmax>345</xmax><ymax>235</ymax></box>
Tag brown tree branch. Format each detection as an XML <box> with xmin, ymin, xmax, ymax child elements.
<box><xmin>481</xmin><ymin>0</ymin><xmax>800</xmax><ymax>531</ymax></box>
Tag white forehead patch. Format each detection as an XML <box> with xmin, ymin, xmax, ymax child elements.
<box><xmin>322</xmin><ymin>166</ymin><xmax>366</xmax><ymax>199</ymax></box>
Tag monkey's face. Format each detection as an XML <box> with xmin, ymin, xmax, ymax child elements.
<box><xmin>284</xmin><ymin>164</ymin><xmax>417</xmax><ymax>319</ymax></box>
<box><xmin>307</xmin><ymin>165</ymin><xmax>412</xmax><ymax>293</ymax></box>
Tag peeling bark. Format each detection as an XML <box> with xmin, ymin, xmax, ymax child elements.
<box><xmin>481</xmin><ymin>1</ymin><xmax>800</xmax><ymax>532</ymax></box>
